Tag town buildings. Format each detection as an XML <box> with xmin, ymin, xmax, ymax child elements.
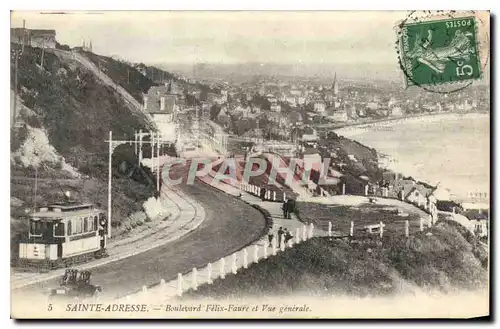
<box><xmin>11</xmin><ymin>28</ymin><xmax>57</xmax><ymax>49</ymax></box>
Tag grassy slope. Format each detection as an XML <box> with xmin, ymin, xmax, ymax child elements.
<box><xmin>295</xmin><ymin>200</ymin><xmax>425</xmax><ymax>236</ymax></box>
<box><xmin>318</xmin><ymin>132</ymin><xmax>383</xmax><ymax>195</ymax></box>
<box><xmin>184</xmin><ymin>221</ymin><xmax>488</xmax><ymax>299</ymax></box>
<box><xmin>9</xmin><ymin>45</ymin><xmax>167</xmax><ymax>250</ymax></box>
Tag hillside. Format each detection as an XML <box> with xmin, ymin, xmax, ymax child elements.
<box><xmin>184</xmin><ymin>220</ymin><xmax>488</xmax><ymax>299</ymax></box>
<box><xmin>9</xmin><ymin>43</ymin><xmax>192</xmax><ymax>250</ymax></box>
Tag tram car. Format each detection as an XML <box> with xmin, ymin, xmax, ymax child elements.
<box><xmin>16</xmin><ymin>200</ymin><xmax>109</xmax><ymax>271</ymax></box>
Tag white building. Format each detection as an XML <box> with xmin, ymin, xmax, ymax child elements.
<box><xmin>314</xmin><ymin>101</ymin><xmax>326</xmax><ymax>113</ymax></box>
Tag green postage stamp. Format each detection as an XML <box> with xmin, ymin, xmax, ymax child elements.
<box><xmin>398</xmin><ymin>15</ymin><xmax>482</xmax><ymax>87</ymax></box>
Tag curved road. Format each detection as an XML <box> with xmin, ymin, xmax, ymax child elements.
<box><xmin>13</xmin><ymin>163</ymin><xmax>266</xmax><ymax>300</ymax></box>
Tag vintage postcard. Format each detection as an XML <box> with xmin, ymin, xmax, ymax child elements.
<box><xmin>10</xmin><ymin>10</ymin><xmax>490</xmax><ymax>319</ymax></box>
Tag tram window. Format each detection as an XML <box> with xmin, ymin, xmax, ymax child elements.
<box><xmin>67</xmin><ymin>220</ymin><xmax>72</xmax><ymax>235</ymax></box>
<box><xmin>76</xmin><ymin>218</ymin><xmax>82</xmax><ymax>234</ymax></box>
<box><xmin>83</xmin><ymin>217</ymin><xmax>88</xmax><ymax>232</ymax></box>
<box><xmin>29</xmin><ymin>220</ymin><xmax>43</xmax><ymax>236</ymax></box>
<box><xmin>54</xmin><ymin>222</ymin><xmax>65</xmax><ymax>237</ymax></box>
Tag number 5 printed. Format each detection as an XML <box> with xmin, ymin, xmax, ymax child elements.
<box><xmin>456</xmin><ymin>61</ymin><xmax>473</xmax><ymax>77</ymax></box>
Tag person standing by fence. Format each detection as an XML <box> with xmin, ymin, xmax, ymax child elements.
<box><xmin>268</xmin><ymin>230</ymin><xmax>274</xmax><ymax>247</ymax></box>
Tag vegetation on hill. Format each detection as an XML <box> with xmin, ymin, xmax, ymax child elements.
<box><xmin>183</xmin><ymin>220</ymin><xmax>488</xmax><ymax>300</ymax></box>
<box><xmin>9</xmin><ymin>44</ymin><xmax>184</xmax><ymax>248</ymax></box>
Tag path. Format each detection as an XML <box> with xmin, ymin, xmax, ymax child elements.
<box><xmin>11</xmin><ymin>180</ymin><xmax>203</xmax><ymax>289</ymax></box>
<box><xmin>114</xmin><ymin>192</ymin><xmax>329</xmax><ymax>304</ymax></box>
<box><xmin>12</xmin><ymin>165</ymin><xmax>266</xmax><ymax>302</ymax></box>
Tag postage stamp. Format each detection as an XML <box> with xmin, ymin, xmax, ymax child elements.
<box><xmin>398</xmin><ymin>15</ymin><xmax>482</xmax><ymax>88</ymax></box>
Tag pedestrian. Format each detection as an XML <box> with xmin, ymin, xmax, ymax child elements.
<box><xmin>268</xmin><ymin>231</ymin><xmax>274</xmax><ymax>247</ymax></box>
<box><xmin>284</xmin><ymin>229</ymin><xmax>293</xmax><ymax>243</ymax></box>
<box><xmin>277</xmin><ymin>227</ymin><xmax>284</xmax><ymax>248</ymax></box>
<box><xmin>286</xmin><ymin>199</ymin><xmax>295</xmax><ymax>219</ymax></box>
<box><xmin>261</xmin><ymin>187</ymin><xmax>267</xmax><ymax>201</ymax></box>
<box><xmin>282</xmin><ymin>200</ymin><xmax>288</xmax><ymax>218</ymax></box>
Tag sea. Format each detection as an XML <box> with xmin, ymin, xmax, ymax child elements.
<box><xmin>335</xmin><ymin>113</ymin><xmax>490</xmax><ymax>202</ymax></box>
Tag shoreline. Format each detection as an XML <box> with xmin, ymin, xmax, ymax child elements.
<box><xmin>332</xmin><ymin>112</ymin><xmax>489</xmax><ymax>136</ymax></box>
<box><xmin>334</xmin><ymin>112</ymin><xmax>489</xmax><ymax>207</ymax></box>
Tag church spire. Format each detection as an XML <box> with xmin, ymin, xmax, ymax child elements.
<box><xmin>332</xmin><ymin>73</ymin><xmax>339</xmax><ymax>96</ymax></box>
<box><xmin>89</xmin><ymin>40</ymin><xmax>93</xmax><ymax>52</ymax></box>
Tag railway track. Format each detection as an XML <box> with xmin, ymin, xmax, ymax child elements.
<box><xmin>12</xmin><ymin>163</ymin><xmax>266</xmax><ymax>300</ymax></box>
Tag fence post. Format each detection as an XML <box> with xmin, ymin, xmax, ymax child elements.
<box><xmin>328</xmin><ymin>221</ymin><xmax>332</xmax><ymax>237</ymax></box>
<box><xmin>295</xmin><ymin>227</ymin><xmax>301</xmax><ymax>243</ymax></box>
<box><xmin>308</xmin><ymin>223</ymin><xmax>314</xmax><ymax>239</ymax></box>
<box><xmin>177</xmin><ymin>273</ymin><xmax>183</xmax><ymax>296</ymax></box>
<box><xmin>266</xmin><ymin>190</ymin><xmax>270</xmax><ymax>200</ymax></box>
<box><xmin>192</xmin><ymin>268</ymin><xmax>198</xmax><ymax>291</ymax></box>
<box><xmin>142</xmin><ymin>285</ymin><xmax>147</xmax><ymax>293</ymax></box>
<box><xmin>342</xmin><ymin>183</ymin><xmax>346</xmax><ymax>195</ymax></box>
<box><xmin>207</xmin><ymin>263</ymin><xmax>213</xmax><ymax>284</ymax></box>
<box><xmin>420</xmin><ymin>217</ymin><xmax>424</xmax><ymax>232</ymax></box>
<box><xmin>428</xmin><ymin>214</ymin><xmax>432</xmax><ymax>228</ymax></box>
<box><xmin>288</xmin><ymin>237</ymin><xmax>293</xmax><ymax>248</ymax></box>
<box><xmin>350</xmin><ymin>221</ymin><xmax>354</xmax><ymax>237</ymax></box>
<box><xmin>365</xmin><ymin>185</ymin><xmax>369</xmax><ymax>196</ymax></box>
<box><xmin>253</xmin><ymin>245</ymin><xmax>259</xmax><ymax>263</ymax></box>
<box><xmin>272</xmin><ymin>236</ymin><xmax>277</xmax><ymax>255</ymax></box>
<box><xmin>302</xmin><ymin>224</ymin><xmax>307</xmax><ymax>241</ymax></box>
<box><xmin>231</xmin><ymin>253</ymin><xmax>237</xmax><ymax>274</ymax></box>
<box><xmin>405</xmin><ymin>220</ymin><xmax>409</xmax><ymax>237</ymax></box>
<box><xmin>280</xmin><ymin>235</ymin><xmax>285</xmax><ymax>251</ymax></box>
<box><xmin>220</xmin><ymin>258</ymin><xmax>226</xmax><ymax>279</ymax></box>
<box><xmin>263</xmin><ymin>241</ymin><xmax>268</xmax><ymax>259</ymax></box>
<box><xmin>379</xmin><ymin>221</ymin><xmax>384</xmax><ymax>238</ymax></box>
<box><xmin>283</xmin><ymin>192</ymin><xmax>286</xmax><ymax>201</ymax></box>
<box><xmin>273</xmin><ymin>191</ymin><xmax>277</xmax><ymax>201</ymax></box>
<box><xmin>160</xmin><ymin>279</ymin><xmax>166</xmax><ymax>290</ymax></box>
<box><xmin>257</xmin><ymin>187</ymin><xmax>261</xmax><ymax>197</ymax></box>
<box><xmin>243</xmin><ymin>248</ymin><xmax>248</xmax><ymax>269</ymax></box>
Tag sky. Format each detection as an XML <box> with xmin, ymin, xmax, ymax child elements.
<box><xmin>11</xmin><ymin>11</ymin><xmax>406</xmax><ymax>65</ymax></box>
<box><xmin>10</xmin><ymin>11</ymin><xmax>490</xmax><ymax>82</ymax></box>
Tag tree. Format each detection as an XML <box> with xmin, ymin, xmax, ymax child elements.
<box><xmin>210</xmin><ymin>104</ymin><xmax>221</xmax><ymax>120</ymax></box>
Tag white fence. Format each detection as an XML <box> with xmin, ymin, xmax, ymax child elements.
<box><xmin>112</xmin><ymin>223</ymin><xmax>316</xmax><ymax>303</ymax></box>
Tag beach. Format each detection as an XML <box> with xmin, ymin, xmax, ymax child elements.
<box><xmin>335</xmin><ymin>113</ymin><xmax>490</xmax><ymax>201</ymax></box>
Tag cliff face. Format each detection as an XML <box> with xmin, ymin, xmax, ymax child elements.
<box><xmin>10</xmin><ymin>44</ymin><xmax>171</xmax><ymax>242</ymax></box>
<box><xmin>10</xmin><ymin>45</ymin><xmax>157</xmax><ymax>177</ymax></box>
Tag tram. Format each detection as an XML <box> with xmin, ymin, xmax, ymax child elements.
<box><xmin>17</xmin><ymin>200</ymin><xmax>108</xmax><ymax>271</ymax></box>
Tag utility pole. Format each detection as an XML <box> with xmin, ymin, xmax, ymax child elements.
<box><xmin>107</xmin><ymin>130</ymin><xmax>113</xmax><ymax>238</ymax></box>
<box><xmin>12</xmin><ymin>49</ymin><xmax>21</xmax><ymax>129</ymax></box>
<box><xmin>127</xmin><ymin>69</ymin><xmax>130</xmax><ymax>84</ymax></box>
<box><xmin>40</xmin><ymin>38</ymin><xmax>45</xmax><ymax>70</ymax></box>
<box><xmin>22</xmin><ymin>19</ymin><xmax>26</xmax><ymax>53</ymax></box>
<box><xmin>157</xmin><ymin>133</ymin><xmax>160</xmax><ymax>192</ymax></box>
<box><xmin>33</xmin><ymin>152</ymin><xmax>38</xmax><ymax>211</ymax></box>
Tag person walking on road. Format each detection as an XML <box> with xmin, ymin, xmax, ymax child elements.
<box><xmin>277</xmin><ymin>227</ymin><xmax>284</xmax><ymax>248</ymax></box>
<box><xmin>282</xmin><ymin>200</ymin><xmax>288</xmax><ymax>219</ymax></box>
<box><xmin>286</xmin><ymin>199</ymin><xmax>296</xmax><ymax>219</ymax></box>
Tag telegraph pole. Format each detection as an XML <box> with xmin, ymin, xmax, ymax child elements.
<box><xmin>156</xmin><ymin>133</ymin><xmax>160</xmax><ymax>192</ymax></box>
<box><xmin>107</xmin><ymin>131</ymin><xmax>113</xmax><ymax>238</ymax></box>
<box><xmin>12</xmin><ymin>48</ymin><xmax>22</xmax><ymax>129</ymax></box>
<box><xmin>40</xmin><ymin>38</ymin><xmax>45</xmax><ymax>70</ymax></box>
<box><xmin>22</xmin><ymin>19</ymin><xmax>26</xmax><ymax>53</ymax></box>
